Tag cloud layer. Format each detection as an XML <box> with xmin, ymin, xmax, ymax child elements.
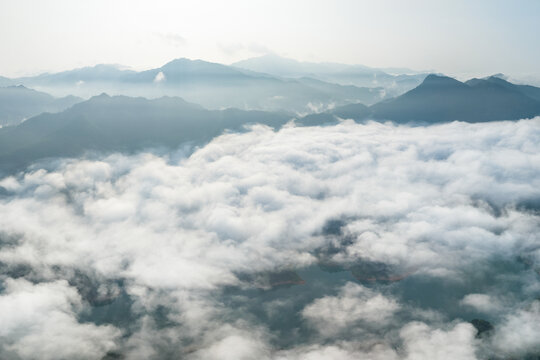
<box><xmin>0</xmin><ymin>118</ymin><xmax>539</xmax><ymax>359</ymax></box>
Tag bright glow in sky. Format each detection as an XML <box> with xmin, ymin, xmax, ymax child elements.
<box><xmin>1</xmin><ymin>0</ymin><xmax>539</xmax><ymax>78</ymax></box>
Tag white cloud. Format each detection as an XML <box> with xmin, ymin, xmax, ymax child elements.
<box><xmin>302</xmin><ymin>282</ymin><xmax>400</xmax><ymax>335</ymax></box>
<box><xmin>400</xmin><ymin>322</ymin><xmax>478</xmax><ymax>360</ymax></box>
<box><xmin>492</xmin><ymin>301</ymin><xmax>540</xmax><ymax>356</ymax></box>
<box><xmin>153</xmin><ymin>71</ymin><xmax>166</xmax><ymax>83</ymax></box>
<box><xmin>0</xmin><ymin>279</ymin><xmax>121</xmax><ymax>360</ymax></box>
<box><xmin>0</xmin><ymin>118</ymin><xmax>539</xmax><ymax>356</ymax></box>
<box><xmin>157</xmin><ymin>33</ymin><xmax>187</xmax><ymax>48</ymax></box>
<box><xmin>274</xmin><ymin>343</ymin><xmax>399</xmax><ymax>360</ymax></box>
<box><xmin>460</xmin><ymin>293</ymin><xmax>503</xmax><ymax>313</ymax></box>
<box><xmin>218</xmin><ymin>42</ymin><xmax>272</xmax><ymax>57</ymax></box>
<box><xmin>188</xmin><ymin>333</ymin><xmax>270</xmax><ymax>360</ymax></box>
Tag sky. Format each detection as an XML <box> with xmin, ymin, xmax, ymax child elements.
<box><xmin>1</xmin><ymin>0</ymin><xmax>540</xmax><ymax>79</ymax></box>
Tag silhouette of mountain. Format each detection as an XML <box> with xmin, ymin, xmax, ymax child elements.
<box><xmin>299</xmin><ymin>74</ymin><xmax>540</xmax><ymax>124</ymax></box>
<box><xmin>0</xmin><ymin>94</ymin><xmax>292</xmax><ymax>174</ymax></box>
<box><xmin>0</xmin><ymin>85</ymin><xmax>82</xmax><ymax>126</ymax></box>
<box><xmin>370</xmin><ymin>74</ymin><xmax>540</xmax><ymax>122</ymax></box>
<box><xmin>9</xmin><ymin>59</ymin><xmax>384</xmax><ymax>113</ymax></box>
<box><xmin>468</xmin><ymin>75</ymin><xmax>540</xmax><ymax>102</ymax></box>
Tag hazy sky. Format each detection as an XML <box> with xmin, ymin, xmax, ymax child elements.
<box><xmin>1</xmin><ymin>0</ymin><xmax>539</xmax><ymax>79</ymax></box>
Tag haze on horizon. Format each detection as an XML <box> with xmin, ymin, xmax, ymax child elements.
<box><xmin>1</xmin><ymin>0</ymin><xmax>539</xmax><ymax>80</ymax></box>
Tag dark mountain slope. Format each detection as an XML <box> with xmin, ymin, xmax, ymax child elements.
<box><xmin>369</xmin><ymin>74</ymin><xmax>540</xmax><ymax>123</ymax></box>
<box><xmin>0</xmin><ymin>94</ymin><xmax>292</xmax><ymax>174</ymax></box>
<box><xmin>298</xmin><ymin>74</ymin><xmax>540</xmax><ymax>125</ymax></box>
<box><xmin>466</xmin><ymin>75</ymin><xmax>540</xmax><ymax>102</ymax></box>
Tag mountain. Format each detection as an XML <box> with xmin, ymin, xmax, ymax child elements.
<box><xmin>232</xmin><ymin>54</ymin><xmax>428</xmax><ymax>96</ymax></box>
<box><xmin>0</xmin><ymin>94</ymin><xmax>292</xmax><ymax>174</ymax></box>
<box><xmin>10</xmin><ymin>59</ymin><xmax>384</xmax><ymax>113</ymax></box>
<box><xmin>0</xmin><ymin>85</ymin><xmax>82</xmax><ymax>126</ymax></box>
<box><xmin>300</xmin><ymin>74</ymin><xmax>540</xmax><ymax>125</ymax></box>
<box><xmin>370</xmin><ymin>74</ymin><xmax>540</xmax><ymax>123</ymax></box>
<box><xmin>15</xmin><ymin>64</ymin><xmax>136</xmax><ymax>85</ymax></box>
<box><xmin>469</xmin><ymin>75</ymin><xmax>540</xmax><ymax>102</ymax></box>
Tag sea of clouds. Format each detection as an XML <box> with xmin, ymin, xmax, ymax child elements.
<box><xmin>0</xmin><ymin>118</ymin><xmax>539</xmax><ymax>359</ymax></box>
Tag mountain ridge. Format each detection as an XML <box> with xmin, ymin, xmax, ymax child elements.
<box><xmin>300</xmin><ymin>74</ymin><xmax>540</xmax><ymax>125</ymax></box>
<box><xmin>0</xmin><ymin>85</ymin><xmax>83</xmax><ymax>126</ymax></box>
<box><xmin>5</xmin><ymin>58</ymin><xmax>385</xmax><ymax>112</ymax></box>
<box><xmin>232</xmin><ymin>54</ymin><xmax>428</xmax><ymax>95</ymax></box>
<box><xmin>0</xmin><ymin>94</ymin><xmax>292</xmax><ymax>174</ymax></box>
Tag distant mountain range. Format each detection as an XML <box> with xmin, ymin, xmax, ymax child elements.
<box><xmin>6</xmin><ymin>58</ymin><xmax>387</xmax><ymax>114</ymax></box>
<box><xmin>0</xmin><ymin>94</ymin><xmax>292</xmax><ymax>174</ymax></box>
<box><xmin>0</xmin><ymin>85</ymin><xmax>82</xmax><ymax>126</ymax></box>
<box><xmin>1</xmin><ymin>60</ymin><xmax>540</xmax><ymax>175</ymax></box>
<box><xmin>232</xmin><ymin>54</ymin><xmax>428</xmax><ymax>96</ymax></box>
<box><xmin>300</xmin><ymin>74</ymin><xmax>540</xmax><ymax>125</ymax></box>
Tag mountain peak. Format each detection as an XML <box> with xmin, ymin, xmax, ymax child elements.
<box><xmin>159</xmin><ymin>58</ymin><xmax>244</xmax><ymax>78</ymax></box>
<box><xmin>162</xmin><ymin>58</ymin><xmax>193</xmax><ymax>66</ymax></box>
<box><xmin>234</xmin><ymin>53</ymin><xmax>296</xmax><ymax>65</ymax></box>
<box><xmin>421</xmin><ymin>74</ymin><xmax>463</xmax><ymax>86</ymax></box>
<box><xmin>161</xmin><ymin>57</ymin><xmax>225</xmax><ymax>68</ymax></box>
<box><xmin>466</xmin><ymin>76</ymin><xmax>514</xmax><ymax>89</ymax></box>
<box><xmin>87</xmin><ymin>93</ymin><xmax>111</xmax><ymax>101</ymax></box>
<box><xmin>489</xmin><ymin>73</ymin><xmax>507</xmax><ymax>80</ymax></box>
